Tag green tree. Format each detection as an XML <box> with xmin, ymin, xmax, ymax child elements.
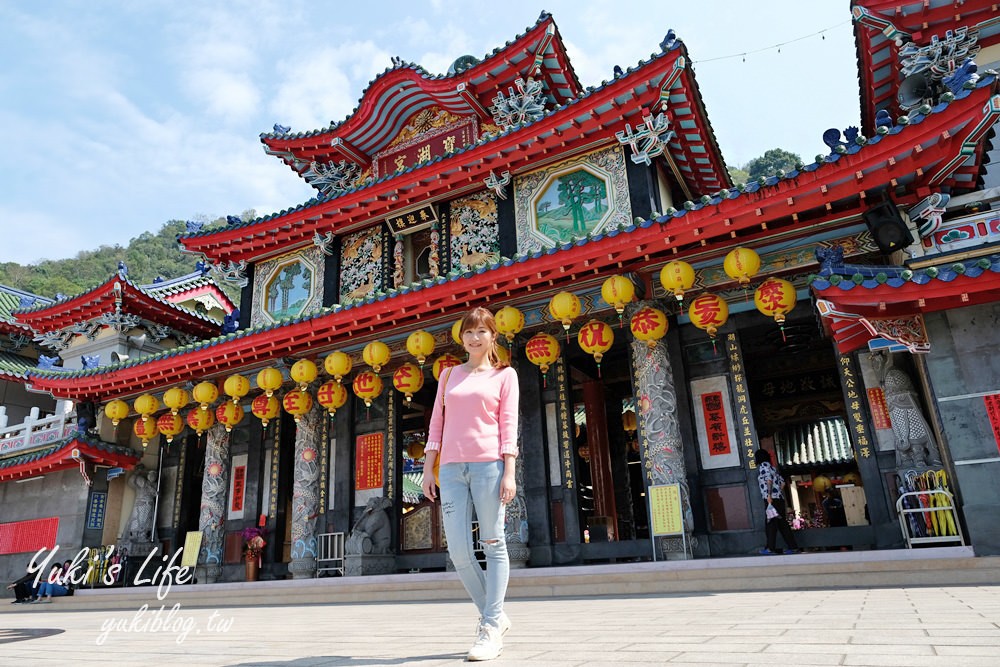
<box><xmin>743</xmin><ymin>148</ymin><xmax>801</xmax><ymax>181</ymax></box>
<box><xmin>728</xmin><ymin>166</ymin><xmax>749</xmax><ymax>186</ymax></box>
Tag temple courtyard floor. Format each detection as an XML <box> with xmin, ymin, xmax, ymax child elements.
<box><xmin>2</xmin><ymin>583</ymin><xmax>999</xmax><ymax>666</ymax></box>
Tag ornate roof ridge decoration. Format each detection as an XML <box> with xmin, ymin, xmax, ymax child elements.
<box><xmin>0</xmin><ymin>350</ymin><xmax>38</xmax><ymax>380</ymax></box>
<box><xmin>12</xmin><ymin>270</ymin><xmax>224</xmax><ymax>337</ymax></box>
<box><xmin>0</xmin><ymin>434</ymin><xmax>141</xmax><ymax>482</ymax></box>
<box><xmin>29</xmin><ymin>78</ymin><xmax>999</xmax><ymax>400</ymax></box>
<box><xmin>851</xmin><ymin>0</ymin><xmax>1000</xmax><ymax>139</ymax></box>
<box><xmin>810</xmin><ymin>249</ymin><xmax>1000</xmax><ymax>290</ymax></box>
<box><xmin>180</xmin><ymin>38</ymin><xmax>732</xmax><ymax>264</ymax></box>
<box><xmin>258</xmin><ymin>12</ymin><xmax>578</xmax><ymax>143</ymax></box>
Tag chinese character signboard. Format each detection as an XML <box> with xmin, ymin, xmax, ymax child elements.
<box><xmin>355</xmin><ymin>432</ymin><xmax>384</xmax><ymax>491</ymax></box>
<box><xmin>375</xmin><ymin>119</ymin><xmax>476</xmax><ymax>179</ymax></box>
<box><xmin>231</xmin><ymin>465</ymin><xmax>246</xmax><ymax>513</ymax></box>
<box><xmin>86</xmin><ymin>492</ymin><xmax>107</xmax><ymax>530</ymax></box>
<box><xmin>985</xmin><ymin>394</ymin><xmax>1000</xmax><ymax>454</ymax></box>
<box><xmin>726</xmin><ymin>333</ymin><xmax>760</xmax><ymax>469</ymax></box>
<box><xmin>837</xmin><ymin>354</ymin><xmax>874</xmax><ymax>458</ymax></box>
<box><xmin>690</xmin><ymin>376</ymin><xmax>740</xmax><ymax>469</ymax></box>
<box><xmin>386</xmin><ymin>204</ymin><xmax>438</xmax><ymax>235</ymax></box>
<box><xmin>868</xmin><ymin>387</ymin><xmax>892</xmax><ymax>430</ymax></box>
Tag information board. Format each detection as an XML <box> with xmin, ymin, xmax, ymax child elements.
<box><xmin>180</xmin><ymin>531</ymin><xmax>203</xmax><ymax>568</ymax></box>
<box><xmin>648</xmin><ymin>483</ymin><xmax>683</xmax><ymax>536</ymax></box>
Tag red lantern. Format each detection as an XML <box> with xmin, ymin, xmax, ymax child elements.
<box><xmin>317</xmin><ymin>380</ymin><xmax>349</xmax><ymax>415</ymax></box>
<box><xmin>392</xmin><ymin>362</ymin><xmax>425</xmax><ymax>404</ymax></box>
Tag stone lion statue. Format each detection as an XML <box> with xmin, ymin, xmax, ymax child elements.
<box><xmin>345</xmin><ymin>496</ymin><xmax>392</xmax><ymax>555</ymax></box>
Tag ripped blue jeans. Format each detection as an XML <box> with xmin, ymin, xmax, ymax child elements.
<box><xmin>438</xmin><ymin>460</ymin><xmax>509</xmax><ymax>631</ymax></box>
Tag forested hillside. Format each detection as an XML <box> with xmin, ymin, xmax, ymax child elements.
<box><xmin>0</xmin><ymin>218</ymin><xmax>245</xmax><ymax>300</ymax></box>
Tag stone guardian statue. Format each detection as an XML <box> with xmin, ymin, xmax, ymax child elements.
<box><xmin>871</xmin><ymin>351</ymin><xmax>941</xmax><ymax>469</ymax></box>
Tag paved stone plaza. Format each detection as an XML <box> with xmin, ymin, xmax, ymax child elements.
<box><xmin>2</xmin><ymin>584</ymin><xmax>999</xmax><ymax>666</ymax></box>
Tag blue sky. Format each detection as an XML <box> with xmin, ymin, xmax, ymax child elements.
<box><xmin>0</xmin><ymin>1</ymin><xmax>859</xmax><ymax>266</ymax></box>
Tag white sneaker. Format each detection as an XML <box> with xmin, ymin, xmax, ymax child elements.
<box><xmin>467</xmin><ymin>624</ymin><xmax>503</xmax><ymax>661</ymax></box>
<box><xmin>475</xmin><ymin>612</ymin><xmax>511</xmax><ymax>637</ymax></box>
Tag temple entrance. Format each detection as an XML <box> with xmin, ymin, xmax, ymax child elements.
<box><xmin>742</xmin><ymin>319</ymin><xmax>870</xmax><ymax>545</ymax></box>
<box><xmin>566</xmin><ymin>330</ymin><xmax>648</xmax><ymax>548</ymax></box>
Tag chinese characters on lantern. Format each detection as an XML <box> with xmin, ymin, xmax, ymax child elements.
<box><xmin>726</xmin><ymin>333</ymin><xmax>759</xmax><ymax>469</ymax></box>
<box><xmin>700</xmin><ymin>392</ymin><xmax>732</xmax><ymax>456</ymax></box>
<box><xmin>355</xmin><ymin>432</ymin><xmax>384</xmax><ymax>491</ymax></box>
<box><xmin>985</xmin><ymin>394</ymin><xmax>1000</xmax><ymax>454</ymax></box>
<box><xmin>838</xmin><ymin>354</ymin><xmax>873</xmax><ymax>458</ymax></box>
<box><xmin>867</xmin><ymin>387</ymin><xmax>892</xmax><ymax>430</ymax></box>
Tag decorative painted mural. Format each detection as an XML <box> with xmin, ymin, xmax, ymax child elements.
<box><xmin>251</xmin><ymin>247</ymin><xmax>325</xmax><ymax>327</ymax></box>
<box><xmin>514</xmin><ymin>146</ymin><xmax>631</xmax><ymax>253</ymax></box>
<box><xmin>340</xmin><ymin>226</ymin><xmax>383</xmax><ymax>302</ymax></box>
<box><xmin>450</xmin><ymin>192</ymin><xmax>500</xmax><ymax>270</ymax></box>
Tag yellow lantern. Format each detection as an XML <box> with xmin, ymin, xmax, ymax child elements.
<box><xmin>133</xmin><ymin>393</ymin><xmax>159</xmax><ymax>423</ymax></box>
<box><xmin>156</xmin><ymin>412</ymin><xmax>185</xmax><ymax>444</ymax></box>
<box><xmin>407</xmin><ymin>441</ymin><xmax>426</xmax><ymax>460</ymax></box>
<box><xmin>432</xmin><ymin>353</ymin><xmax>462</xmax><ymax>381</ymax></box>
<box><xmin>317</xmin><ymin>380</ymin><xmax>349</xmax><ymax>415</ymax></box>
<box><xmin>688</xmin><ymin>293</ymin><xmax>729</xmax><ymax>341</ymax></box>
<box><xmin>495</xmin><ymin>305</ymin><xmax>525</xmax><ymax>343</ymax></box>
<box><xmin>496</xmin><ymin>344</ymin><xmax>510</xmax><ymax>365</ymax></box>
<box><xmin>133</xmin><ymin>417</ymin><xmax>160</xmax><ymax>448</ymax></box>
<box><xmin>525</xmin><ymin>332</ymin><xmax>561</xmax><ymax>374</ymax></box>
<box><xmin>162</xmin><ymin>387</ymin><xmax>190</xmax><ymax>416</ymax></box>
<box><xmin>256</xmin><ymin>367</ymin><xmax>283</xmax><ymax>397</ymax></box>
<box><xmin>282</xmin><ymin>388</ymin><xmax>314</xmax><ymax>423</ymax></box>
<box><xmin>363</xmin><ymin>341</ymin><xmax>391</xmax><ymax>373</ymax></box>
<box><xmin>812</xmin><ymin>475</ymin><xmax>832</xmax><ymax>495</ymax></box>
<box><xmin>754</xmin><ymin>277</ymin><xmax>797</xmax><ymax>340</ymax></box>
<box><xmin>104</xmin><ymin>399</ymin><xmax>129</xmax><ymax>427</ymax></box>
<box><xmin>392</xmin><ymin>362</ymin><xmax>425</xmax><ymax>404</ymax></box>
<box><xmin>451</xmin><ymin>319</ymin><xmax>464</xmax><ymax>345</ymax></box>
<box><xmin>193</xmin><ymin>381</ymin><xmax>219</xmax><ymax>411</ymax></box>
<box><xmin>251</xmin><ymin>394</ymin><xmax>280</xmax><ymax>427</ymax></box>
<box><xmin>629</xmin><ymin>306</ymin><xmax>669</xmax><ymax>349</ymax></box>
<box><xmin>352</xmin><ymin>371</ymin><xmax>383</xmax><ymax>408</ymax></box>
<box><xmin>323</xmin><ymin>351</ymin><xmax>352</xmax><ymax>382</ymax></box>
<box><xmin>723</xmin><ymin>247</ymin><xmax>761</xmax><ymax>286</ymax></box>
<box><xmin>842</xmin><ymin>472</ymin><xmax>862</xmax><ymax>486</ymax></box>
<box><xmin>601</xmin><ymin>275</ymin><xmax>635</xmax><ymax>322</ymax></box>
<box><xmin>224</xmin><ymin>373</ymin><xmax>250</xmax><ymax>404</ymax></box>
<box><xmin>622</xmin><ymin>410</ymin><xmax>637</xmax><ymax>432</ymax></box>
<box><xmin>406</xmin><ymin>331</ymin><xmax>435</xmax><ymax>367</ymax></box>
<box><xmin>577</xmin><ymin>319</ymin><xmax>614</xmax><ymax>375</ymax></box>
<box><xmin>549</xmin><ymin>291</ymin><xmax>581</xmax><ymax>335</ymax></box>
<box><xmin>659</xmin><ymin>260</ymin><xmax>696</xmax><ymax>308</ymax></box>
<box><xmin>290</xmin><ymin>359</ymin><xmax>318</xmax><ymax>390</ymax></box>
<box><xmin>215</xmin><ymin>401</ymin><xmax>244</xmax><ymax>432</ymax></box>
<box><xmin>185</xmin><ymin>406</ymin><xmax>215</xmax><ymax>435</ymax></box>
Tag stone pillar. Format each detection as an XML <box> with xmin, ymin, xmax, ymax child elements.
<box><xmin>629</xmin><ymin>303</ymin><xmax>693</xmax><ymax>559</ymax></box>
<box><xmin>288</xmin><ymin>403</ymin><xmax>323</xmax><ymax>579</ymax></box>
<box><xmin>197</xmin><ymin>423</ymin><xmax>231</xmax><ymax>584</ymax></box>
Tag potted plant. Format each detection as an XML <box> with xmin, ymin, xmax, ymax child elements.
<box><xmin>241</xmin><ymin>526</ymin><xmax>267</xmax><ymax>581</ymax></box>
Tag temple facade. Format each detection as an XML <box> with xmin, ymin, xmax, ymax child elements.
<box><xmin>3</xmin><ymin>2</ymin><xmax>1000</xmax><ymax>586</ymax></box>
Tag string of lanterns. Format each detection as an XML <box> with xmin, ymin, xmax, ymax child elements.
<box><xmin>99</xmin><ymin>245</ymin><xmax>796</xmax><ymax>449</ymax></box>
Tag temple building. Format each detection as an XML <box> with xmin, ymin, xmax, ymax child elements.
<box><xmin>2</xmin><ymin>2</ymin><xmax>1000</xmax><ymax>586</ymax></box>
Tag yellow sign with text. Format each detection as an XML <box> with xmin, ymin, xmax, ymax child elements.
<box><xmin>649</xmin><ymin>484</ymin><xmax>683</xmax><ymax>536</ymax></box>
<box><xmin>180</xmin><ymin>531</ymin><xmax>203</xmax><ymax>568</ymax></box>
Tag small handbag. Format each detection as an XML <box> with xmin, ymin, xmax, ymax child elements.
<box><xmin>765</xmin><ymin>504</ymin><xmax>780</xmax><ymax>520</ymax></box>
<box><xmin>432</xmin><ymin>366</ymin><xmax>456</xmax><ymax>485</ymax></box>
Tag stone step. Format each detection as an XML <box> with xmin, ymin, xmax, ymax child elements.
<box><xmin>6</xmin><ymin>547</ymin><xmax>996</xmax><ymax>613</ymax></box>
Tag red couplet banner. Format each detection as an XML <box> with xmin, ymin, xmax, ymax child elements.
<box><xmin>355</xmin><ymin>433</ymin><xmax>384</xmax><ymax>491</ymax></box>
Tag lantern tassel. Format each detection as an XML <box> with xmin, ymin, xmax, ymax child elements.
<box><xmin>711</xmin><ymin>337</ymin><xmax>719</xmax><ymax>356</ymax></box>
<box><xmin>780</xmin><ymin>323</ymin><xmax>787</xmax><ymax>343</ymax></box>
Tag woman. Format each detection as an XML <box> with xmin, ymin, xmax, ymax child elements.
<box><xmin>422</xmin><ymin>307</ymin><xmax>519</xmax><ymax>662</ymax></box>
<box><xmin>33</xmin><ymin>560</ymin><xmax>72</xmax><ymax>603</ymax></box>
<box><xmin>755</xmin><ymin>449</ymin><xmax>800</xmax><ymax>555</ymax></box>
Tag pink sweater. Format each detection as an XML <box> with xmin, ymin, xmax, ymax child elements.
<box><xmin>425</xmin><ymin>365</ymin><xmax>519</xmax><ymax>463</ymax></box>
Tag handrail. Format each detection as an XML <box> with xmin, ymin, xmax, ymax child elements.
<box><xmin>0</xmin><ymin>409</ymin><xmax>76</xmax><ymax>457</ymax></box>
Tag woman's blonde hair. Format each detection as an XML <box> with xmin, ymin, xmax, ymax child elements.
<box><xmin>459</xmin><ymin>306</ymin><xmax>508</xmax><ymax>369</ymax></box>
